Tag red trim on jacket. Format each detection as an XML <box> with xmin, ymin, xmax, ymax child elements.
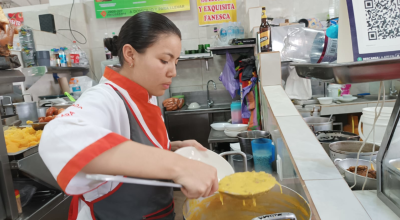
<box><xmin>57</xmin><ymin>132</ymin><xmax>129</xmax><ymax>192</ymax></box>
<box><xmin>103</xmin><ymin>67</ymin><xmax>169</xmax><ymax>149</ymax></box>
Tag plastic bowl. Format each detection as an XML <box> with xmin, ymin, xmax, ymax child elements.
<box><xmin>211</xmin><ymin>123</ymin><xmax>231</xmax><ymax>131</ymax></box>
<box><xmin>224</xmin><ymin>124</ymin><xmax>248</xmax><ymax>131</ymax></box>
<box><xmin>175</xmin><ymin>147</ymin><xmax>234</xmax><ymax>181</ymax></box>
<box><xmin>224</xmin><ymin>129</ymin><xmax>241</xmax><ymax>137</ymax></box>
<box><xmin>317</xmin><ymin>97</ymin><xmax>333</xmax><ymax>105</ymax></box>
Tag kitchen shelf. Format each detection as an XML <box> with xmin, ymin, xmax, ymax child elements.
<box><xmin>292</xmin><ymin>57</ymin><xmax>400</xmax><ymax>84</ymax></box>
<box><xmin>209</xmin><ymin>44</ymin><xmax>255</xmax><ymax>56</ymax></box>
<box><xmin>179</xmin><ymin>54</ymin><xmax>213</xmax><ymax>71</ymax></box>
<box><xmin>21</xmin><ymin>66</ymin><xmax>89</xmax><ymax>76</ymax></box>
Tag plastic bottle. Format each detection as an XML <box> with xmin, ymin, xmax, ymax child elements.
<box><xmin>70</xmin><ymin>41</ymin><xmax>80</xmax><ymax>67</ymax></box>
<box><xmin>79</xmin><ymin>48</ymin><xmax>89</xmax><ymax>67</ymax></box>
<box><xmin>69</xmin><ymin>79</ymin><xmax>82</xmax><ymax>99</ymax></box>
<box><xmin>219</xmin><ymin>23</ymin><xmax>228</xmax><ymax>44</ymax></box>
<box><xmin>59</xmin><ymin>47</ymin><xmax>67</xmax><ymax>67</ymax></box>
<box><xmin>281</xmin><ymin>27</ymin><xmax>338</xmax><ymax>63</ymax></box>
<box><xmin>64</xmin><ymin>47</ymin><xmax>72</xmax><ymax>67</ymax></box>
<box><xmin>238</xmin><ymin>22</ymin><xmax>245</xmax><ymax>39</ymax></box>
<box><xmin>54</xmin><ymin>48</ymin><xmax>61</xmax><ymax>67</ymax></box>
<box><xmin>227</xmin><ymin>21</ymin><xmax>235</xmax><ymax>42</ymax></box>
<box><xmin>230</xmin><ymin>101</ymin><xmax>242</xmax><ymax>124</ymax></box>
<box><xmin>233</xmin><ymin>22</ymin><xmax>239</xmax><ymax>38</ymax></box>
<box><xmin>50</xmin><ymin>49</ymin><xmax>56</xmax><ymax>66</ymax></box>
<box><xmin>329</xmin><ymin>0</ymin><xmax>340</xmax><ymax>19</ymax></box>
<box><xmin>19</xmin><ymin>26</ymin><xmax>36</xmax><ymax>67</ymax></box>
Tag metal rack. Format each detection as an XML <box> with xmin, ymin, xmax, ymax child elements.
<box><xmin>209</xmin><ymin>44</ymin><xmax>255</xmax><ymax>56</ymax></box>
<box><xmin>291</xmin><ymin>57</ymin><xmax>400</xmax><ymax>84</ymax></box>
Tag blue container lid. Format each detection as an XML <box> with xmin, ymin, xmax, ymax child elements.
<box><xmin>231</xmin><ymin>101</ymin><xmax>241</xmax><ymax>110</ymax></box>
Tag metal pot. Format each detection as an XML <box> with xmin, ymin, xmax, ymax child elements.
<box><xmin>315</xmin><ymin>131</ymin><xmax>360</xmax><ymax>155</ymax></box>
<box><xmin>304</xmin><ymin>117</ymin><xmax>333</xmax><ymax>132</ymax></box>
<box><xmin>237</xmin><ymin>131</ymin><xmax>271</xmax><ymax>155</ymax></box>
<box><xmin>13</xmin><ymin>102</ymin><xmax>38</xmax><ymax>125</ymax></box>
<box><xmin>37</xmin><ymin>107</ymin><xmax>48</xmax><ymax>118</ymax></box>
<box><xmin>334</xmin><ymin>158</ymin><xmax>377</xmax><ymax>190</ymax></box>
<box><xmin>329</xmin><ymin>141</ymin><xmax>380</xmax><ymax>162</ymax></box>
<box><xmin>182</xmin><ymin>185</ymin><xmax>311</xmax><ymax>220</ymax></box>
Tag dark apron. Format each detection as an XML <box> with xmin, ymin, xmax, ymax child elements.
<box><xmin>77</xmin><ymin>90</ymin><xmax>174</xmax><ymax>220</ymax></box>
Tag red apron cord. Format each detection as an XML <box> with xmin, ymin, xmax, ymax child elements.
<box><xmin>144</xmin><ymin>201</ymin><xmax>175</xmax><ymax>220</ymax></box>
<box><xmin>68</xmin><ymin>195</ymin><xmax>80</xmax><ymax>220</ymax></box>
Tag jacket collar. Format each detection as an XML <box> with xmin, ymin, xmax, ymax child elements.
<box><xmin>103</xmin><ymin>67</ymin><xmax>150</xmax><ymax>102</ymax></box>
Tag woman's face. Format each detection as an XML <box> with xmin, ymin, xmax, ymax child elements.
<box><xmin>129</xmin><ymin>34</ymin><xmax>181</xmax><ymax>97</ymax></box>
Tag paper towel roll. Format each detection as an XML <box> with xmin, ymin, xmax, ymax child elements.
<box><xmin>58</xmin><ymin>77</ymin><xmax>70</xmax><ymax>94</ymax></box>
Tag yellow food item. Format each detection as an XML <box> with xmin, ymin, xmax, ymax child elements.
<box><xmin>4</xmin><ymin>127</ymin><xmax>42</xmax><ymax>153</ymax></box>
<box><xmin>26</xmin><ymin>120</ymin><xmax>33</xmax><ymax>124</ymax></box>
<box><xmin>219</xmin><ymin>171</ymin><xmax>281</xmax><ymax>196</ymax></box>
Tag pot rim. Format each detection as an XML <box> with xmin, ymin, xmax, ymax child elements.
<box><xmin>13</xmin><ymin>102</ymin><xmax>37</xmax><ymax>106</ymax></box>
<box><xmin>329</xmin><ymin>141</ymin><xmax>380</xmax><ymax>154</ymax></box>
<box><xmin>182</xmin><ymin>185</ymin><xmax>311</xmax><ymax>220</ymax></box>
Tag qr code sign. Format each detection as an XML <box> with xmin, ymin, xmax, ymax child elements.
<box><xmin>364</xmin><ymin>0</ymin><xmax>400</xmax><ymax>40</ymax></box>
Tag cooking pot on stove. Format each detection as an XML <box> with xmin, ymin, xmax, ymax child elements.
<box><xmin>182</xmin><ymin>185</ymin><xmax>311</xmax><ymax>220</ymax></box>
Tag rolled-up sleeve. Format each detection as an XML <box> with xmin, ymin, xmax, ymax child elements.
<box><xmin>39</xmin><ymin>85</ymin><xmax>130</xmax><ymax>195</ymax></box>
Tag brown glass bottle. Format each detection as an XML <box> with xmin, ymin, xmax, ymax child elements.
<box><xmin>260</xmin><ymin>7</ymin><xmax>271</xmax><ymax>52</ymax></box>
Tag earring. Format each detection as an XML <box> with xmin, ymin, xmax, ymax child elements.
<box><xmin>130</xmin><ymin>63</ymin><xmax>133</xmax><ymax>68</ymax></box>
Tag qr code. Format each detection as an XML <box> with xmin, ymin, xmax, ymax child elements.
<box><xmin>364</xmin><ymin>0</ymin><xmax>400</xmax><ymax>40</ymax></box>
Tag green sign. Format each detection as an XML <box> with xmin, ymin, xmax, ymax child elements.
<box><xmin>94</xmin><ymin>0</ymin><xmax>191</xmax><ymax>19</ymax></box>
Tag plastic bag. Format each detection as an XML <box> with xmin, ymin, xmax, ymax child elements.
<box><xmin>219</xmin><ymin>52</ymin><xmax>239</xmax><ymax>99</ymax></box>
<box><xmin>69</xmin><ymin>76</ymin><xmax>93</xmax><ymax>93</ymax></box>
<box><xmin>285</xmin><ymin>66</ymin><xmax>312</xmax><ymax>100</ymax></box>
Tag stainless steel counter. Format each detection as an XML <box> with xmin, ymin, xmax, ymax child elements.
<box><xmin>208</xmin><ymin>129</ymin><xmax>238</xmax><ymax>150</ymax></box>
<box><xmin>164</xmin><ymin>104</ymin><xmax>230</xmax><ymax>114</ymax></box>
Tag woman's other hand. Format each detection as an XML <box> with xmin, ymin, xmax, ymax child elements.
<box><xmin>174</xmin><ymin>158</ymin><xmax>218</xmax><ymax>199</ymax></box>
<box><xmin>171</xmin><ymin>140</ymin><xmax>207</xmax><ymax>152</ymax></box>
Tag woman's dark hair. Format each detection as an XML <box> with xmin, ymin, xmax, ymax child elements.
<box><xmin>104</xmin><ymin>11</ymin><xmax>181</xmax><ymax>66</ymax></box>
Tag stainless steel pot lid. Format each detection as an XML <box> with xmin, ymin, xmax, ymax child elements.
<box><xmin>315</xmin><ymin>130</ymin><xmax>359</xmax><ymax>143</ymax></box>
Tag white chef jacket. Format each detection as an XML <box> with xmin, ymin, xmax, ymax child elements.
<box><xmin>39</xmin><ymin>67</ymin><xmax>170</xmax><ymax>220</ymax></box>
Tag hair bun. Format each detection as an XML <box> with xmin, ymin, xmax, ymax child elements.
<box><xmin>104</xmin><ymin>36</ymin><xmax>119</xmax><ymax>56</ymax></box>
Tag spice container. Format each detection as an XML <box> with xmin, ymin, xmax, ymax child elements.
<box><xmin>251</xmin><ymin>138</ymin><xmax>275</xmax><ymax>173</ymax></box>
<box><xmin>15</xmin><ymin>190</ymin><xmax>22</xmax><ymax>214</ymax></box>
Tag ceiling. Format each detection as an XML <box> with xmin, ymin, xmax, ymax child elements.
<box><xmin>0</xmin><ymin>0</ymin><xmax>49</xmax><ymax>8</ymax></box>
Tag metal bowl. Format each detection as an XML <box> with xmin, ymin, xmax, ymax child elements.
<box><xmin>182</xmin><ymin>185</ymin><xmax>311</xmax><ymax>220</ymax></box>
<box><xmin>315</xmin><ymin>131</ymin><xmax>360</xmax><ymax>154</ymax></box>
<box><xmin>329</xmin><ymin>141</ymin><xmax>380</xmax><ymax>162</ymax></box>
<box><xmin>237</xmin><ymin>131</ymin><xmax>271</xmax><ymax>155</ymax></box>
<box><xmin>334</xmin><ymin>158</ymin><xmax>377</xmax><ymax>190</ymax></box>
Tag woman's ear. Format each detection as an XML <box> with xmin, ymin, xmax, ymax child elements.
<box><xmin>122</xmin><ymin>44</ymin><xmax>136</xmax><ymax>67</ymax></box>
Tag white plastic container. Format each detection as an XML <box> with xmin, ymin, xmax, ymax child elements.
<box><xmin>317</xmin><ymin>97</ymin><xmax>333</xmax><ymax>105</ymax></box>
<box><xmin>327</xmin><ymin>84</ymin><xmax>342</xmax><ymax>99</ymax></box>
<box><xmin>358</xmin><ymin>107</ymin><xmax>399</xmax><ymax>145</ymax></box>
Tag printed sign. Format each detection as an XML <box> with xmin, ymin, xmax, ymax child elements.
<box><xmin>7</xmin><ymin>12</ymin><xmax>23</xmax><ymax>30</ymax></box>
<box><xmin>197</xmin><ymin>0</ymin><xmax>237</xmax><ymax>26</ymax></box>
<box><xmin>347</xmin><ymin>0</ymin><xmax>400</xmax><ymax>61</ymax></box>
<box><xmin>6</xmin><ymin>12</ymin><xmax>23</xmax><ymax>51</ymax></box>
<box><xmin>94</xmin><ymin>0</ymin><xmax>190</xmax><ymax>19</ymax></box>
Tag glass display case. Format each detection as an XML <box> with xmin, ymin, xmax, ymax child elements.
<box><xmin>378</xmin><ymin>95</ymin><xmax>400</xmax><ymax>218</ymax></box>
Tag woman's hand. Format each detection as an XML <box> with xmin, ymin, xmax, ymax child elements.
<box><xmin>171</xmin><ymin>140</ymin><xmax>207</xmax><ymax>152</ymax></box>
<box><xmin>173</xmin><ymin>157</ymin><xmax>218</xmax><ymax>199</ymax></box>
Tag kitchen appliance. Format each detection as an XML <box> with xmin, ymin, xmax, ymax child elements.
<box><xmin>13</xmin><ymin>102</ymin><xmax>38</xmax><ymax>125</ymax></box>
<box><xmin>329</xmin><ymin>141</ymin><xmax>380</xmax><ymax>162</ymax></box>
<box><xmin>182</xmin><ymin>185</ymin><xmax>311</xmax><ymax>220</ymax></box>
<box><xmin>237</xmin><ymin>131</ymin><xmax>271</xmax><ymax>155</ymax></box>
<box><xmin>334</xmin><ymin>158</ymin><xmax>377</xmax><ymax>190</ymax></box>
<box><xmin>315</xmin><ymin>131</ymin><xmax>360</xmax><ymax>154</ymax></box>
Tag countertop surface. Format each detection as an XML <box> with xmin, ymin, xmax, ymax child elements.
<box><xmin>208</xmin><ymin>129</ymin><xmax>238</xmax><ymax>143</ymax></box>
<box><xmin>353</xmin><ymin>190</ymin><xmax>400</xmax><ymax>220</ymax></box>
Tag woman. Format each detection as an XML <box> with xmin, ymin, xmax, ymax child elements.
<box><xmin>39</xmin><ymin>12</ymin><xmax>218</xmax><ymax>220</ymax></box>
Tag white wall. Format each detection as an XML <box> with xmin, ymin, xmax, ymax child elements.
<box><xmin>5</xmin><ymin>0</ymin><xmax>334</xmax><ymax>95</ymax></box>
